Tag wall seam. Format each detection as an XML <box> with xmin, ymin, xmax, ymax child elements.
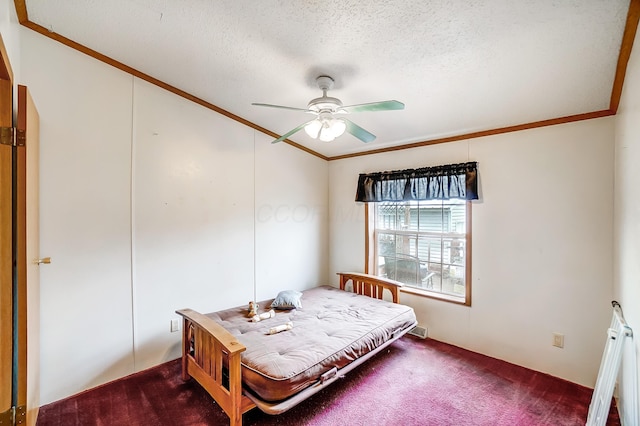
<box><xmin>129</xmin><ymin>75</ymin><xmax>137</xmax><ymax>372</ymax></box>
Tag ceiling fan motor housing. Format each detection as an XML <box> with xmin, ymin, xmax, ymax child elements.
<box><xmin>316</xmin><ymin>75</ymin><xmax>335</xmax><ymax>91</ymax></box>
<box><xmin>307</xmin><ymin>75</ymin><xmax>343</xmax><ymax>113</ymax></box>
<box><xmin>307</xmin><ymin>97</ymin><xmax>343</xmax><ymax>113</ymax></box>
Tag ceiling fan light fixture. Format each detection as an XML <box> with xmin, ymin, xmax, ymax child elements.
<box><xmin>318</xmin><ymin>126</ymin><xmax>336</xmax><ymax>142</ymax></box>
<box><xmin>304</xmin><ymin>119</ymin><xmax>322</xmax><ymax>138</ymax></box>
<box><xmin>328</xmin><ymin>118</ymin><xmax>346</xmax><ymax>138</ymax></box>
<box><xmin>305</xmin><ymin>116</ymin><xmax>346</xmax><ymax>142</ymax></box>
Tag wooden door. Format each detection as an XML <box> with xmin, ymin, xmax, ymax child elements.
<box><xmin>0</xmin><ymin>34</ymin><xmax>14</xmax><ymax>423</ymax></box>
<box><xmin>0</xmin><ymin>35</ymin><xmax>41</xmax><ymax>425</ymax></box>
<box><xmin>16</xmin><ymin>85</ymin><xmax>41</xmax><ymax>426</ymax></box>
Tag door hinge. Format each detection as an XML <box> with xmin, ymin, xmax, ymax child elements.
<box><xmin>0</xmin><ymin>127</ymin><xmax>26</xmax><ymax>147</ymax></box>
<box><xmin>0</xmin><ymin>407</ymin><xmax>14</xmax><ymax>425</ymax></box>
<box><xmin>0</xmin><ymin>405</ymin><xmax>25</xmax><ymax>425</ymax></box>
<box><xmin>14</xmin><ymin>406</ymin><xmax>25</xmax><ymax>425</ymax></box>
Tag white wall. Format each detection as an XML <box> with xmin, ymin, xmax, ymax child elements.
<box><xmin>12</xmin><ymin>0</ymin><xmax>630</xmax><ymax>407</ymax></box>
<box><xmin>0</xmin><ymin>0</ymin><xmax>20</xmax><ymax>87</ymax></box>
<box><xmin>330</xmin><ymin>118</ymin><xmax>615</xmax><ymax>387</ymax></box>
<box><xmin>131</xmin><ymin>78</ymin><xmax>256</xmax><ymax>369</ymax></box>
<box><xmin>254</xmin><ymin>128</ymin><xmax>330</xmax><ymax>300</ymax></box>
<box><xmin>613</xmin><ymin>23</ymin><xmax>640</xmax><ymax>426</ymax></box>
<box><xmin>20</xmin><ymin>29</ymin><xmax>328</xmax><ymax>404</ymax></box>
<box><xmin>21</xmin><ymin>29</ymin><xmax>135</xmax><ymax>404</ymax></box>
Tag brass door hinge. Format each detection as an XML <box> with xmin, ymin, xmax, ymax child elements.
<box><xmin>14</xmin><ymin>405</ymin><xmax>25</xmax><ymax>425</ymax></box>
<box><xmin>0</xmin><ymin>405</ymin><xmax>25</xmax><ymax>425</ymax></box>
<box><xmin>0</xmin><ymin>126</ymin><xmax>12</xmax><ymax>146</ymax></box>
<box><xmin>0</xmin><ymin>407</ymin><xmax>14</xmax><ymax>425</ymax></box>
<box><xmin>0</xmin><ymin>127</ymin><xmax>25</xmax><ymax>147</ymax></box>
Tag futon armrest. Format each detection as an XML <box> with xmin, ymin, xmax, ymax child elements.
<box><xmin>176</xmin><ymin>308</ymin><xmax>246</xmax><ymax>355</ymax></box>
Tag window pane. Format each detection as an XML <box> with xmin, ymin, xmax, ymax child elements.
<box><xmin>377</xmin><ymin>233</ymin><xmax>396</xmax><ymax>256</ymax></box>
<box><xmin>417</xmin><ymin>236</ymin><xmax>442</xmax><ymax>265</ymax></box>
<box><xmin>376</xmin><ymin>204</ymin><xmax>397</xmax><ymax>229</ymax></box>
<box><xmin>450</xmin><ymin>238</ymin><xmax>465</xmax><ymax>267</ymax></box>
<box><xmin>441</xmin><ymin>264</ymin><xmax>465</xmax><ymax>297</ymax></box>
<box><xmin>411</xmin><ymin>204</ymin><xmax>450</xmax><ymax>232</ymax></box>
<box><xmin>446</xmin><ymin>200</ymin><xmax>466</xmax><ymax>233</ymax></box>
<box><xmin>373</xmin><ymin>199</ymin><xmax>469</xmax><ymax>304</ymax></box>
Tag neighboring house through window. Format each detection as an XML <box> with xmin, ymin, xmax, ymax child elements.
<box><xmin>369</xmin><ymin>199</ymin><xmax>471</xmax><ymax>305</ymax></box>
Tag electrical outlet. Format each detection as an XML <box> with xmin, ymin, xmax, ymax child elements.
<box><xmin>170</xmin><ymin>318</ymin><xmax>180</xmax><ymax>333</ymax></box>
<box><xmin>552</xmin><ymin>332</ymin><xmax>564</xmax><ymax>348</ymax></box>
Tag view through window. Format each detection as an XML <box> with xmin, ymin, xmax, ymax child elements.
<box><xmin>373</xmin><ymin>199</ymin><xmax>470</xmax><ymax>304</ymax></box>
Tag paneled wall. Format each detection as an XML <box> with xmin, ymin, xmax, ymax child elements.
<box><xmin>132</xmin><ymin>78</ymin><xmax>256</xmax><ymax>368</ymax></box>
<box><xmin>20</xmin><ymin>29</ymin><xmax>329</xmax><ymax>404</ymax></box>
<box><xmin>22</xmin><ymin>29</ymin><xmax>136</xmax><ymax>403</ymax></box>
<box><xmin>15</xmin><ymin>6</ymin><xmax>633</xmax><ymax>409</ymax></box>
<box><xmin>613</xmin><ymin>23</ymin><xmax>640</xmax><ymax>426</ymax></box>
<box><xmin>329</xmin><ymin>118</ymin><xmax>615</xmax><ymax>388</ymax></box>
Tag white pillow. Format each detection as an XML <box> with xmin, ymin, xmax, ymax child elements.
<box><xmin>270</xmin><ymin>290</ymin><xmax>303</xmax><ymax>310</ymax></box>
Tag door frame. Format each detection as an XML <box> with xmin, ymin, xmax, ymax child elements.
<box><xmin>0</xmin><ymin>32</ymin><xmax>15</xmax><ymax>419</ymax></box>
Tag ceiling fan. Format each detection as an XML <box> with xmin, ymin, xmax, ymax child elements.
<box><xmin>252</xmin><ymin>76</ymin><xmax>404</xmax><ymax>144</ymax></box>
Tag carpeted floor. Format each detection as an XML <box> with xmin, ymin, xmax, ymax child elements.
<box><xmin>37</xmin><ymin>336</ymin><xmax>620</xmax><ymax>425</ymax></box>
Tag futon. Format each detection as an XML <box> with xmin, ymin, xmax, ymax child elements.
<box><xmin>176</xmin><ymin>272</ymin><xmax>417</xmax><ymax>426</ymax></box>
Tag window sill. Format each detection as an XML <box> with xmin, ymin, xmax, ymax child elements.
<box><xmin>400</xmin><ymin>286</ymin><xmax>470</xmax><ymax>306</ymax></box>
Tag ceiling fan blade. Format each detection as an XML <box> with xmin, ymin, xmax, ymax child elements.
<box><xmin>252</xmin><ymin>102</ymin><xmax>310</xmax><ymax>112</ymax></box>
<box><xmin>271</xmin><ymin>120</ymin><xmax>315</xmax><ymax>144</ymax></box>
<box><xmin>340</xmin><ymin>100</ymin><xmax>405</xmax><ymax>113</ymax></box>
<box><xmin>344</xmin><ymin>119</ymin><xmax>376</xmax><ymax>143</ymax></box>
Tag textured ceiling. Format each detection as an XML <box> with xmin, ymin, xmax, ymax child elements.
<box><xmin>21</xmin><ymin>0</ymin><xmax>633</xmax><ymax>159</ymax></box>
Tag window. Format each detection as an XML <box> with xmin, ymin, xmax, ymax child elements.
<box><xmin>357</xmin><ymin>161</ymin><xmax>477</xmax><ymax>305</ymax></box>
<box><xmin>368</xmin><ymin>199</ymin><xmax>471</xmax><ymax>305</ymax></box>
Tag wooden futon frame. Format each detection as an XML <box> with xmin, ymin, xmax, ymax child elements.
<box><xmin>176</xmin><ymin>272</ymin><xmax>405</xmax><ymax>426</ymax></box>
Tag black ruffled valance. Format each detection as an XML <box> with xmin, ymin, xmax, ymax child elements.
<box><xmin>355</xmin><ymin>161</ymin><xmax>478</xmax><ymax>202</ymax></box>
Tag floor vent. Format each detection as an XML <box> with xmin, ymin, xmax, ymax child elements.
<box><xmin>408</xmin><ymin>326</ymin><xmax>428</xmax><ymax>339</ymax></box>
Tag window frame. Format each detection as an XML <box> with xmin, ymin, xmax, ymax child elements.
<box><xmin>365</xmin><ymin>201</ymin><xmax>472</xmax><ymax>306</ymax></box>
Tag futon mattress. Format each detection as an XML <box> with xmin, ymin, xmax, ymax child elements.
<box><xmin>206</xmin><ymin>285</ymin><xmax>417</xmax><ymax>402</ymax></box>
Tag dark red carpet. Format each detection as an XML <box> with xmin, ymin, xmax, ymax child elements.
<box><xmin>37</xmin><ymin>337</ymin><xmax>619</xmax><ymax>425</ymax></box>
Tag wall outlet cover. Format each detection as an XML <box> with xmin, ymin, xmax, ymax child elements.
<box><xmin>552</xmin><ymin>332</ymin><xmax>564</xmax><ymax>348</ymax></box>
